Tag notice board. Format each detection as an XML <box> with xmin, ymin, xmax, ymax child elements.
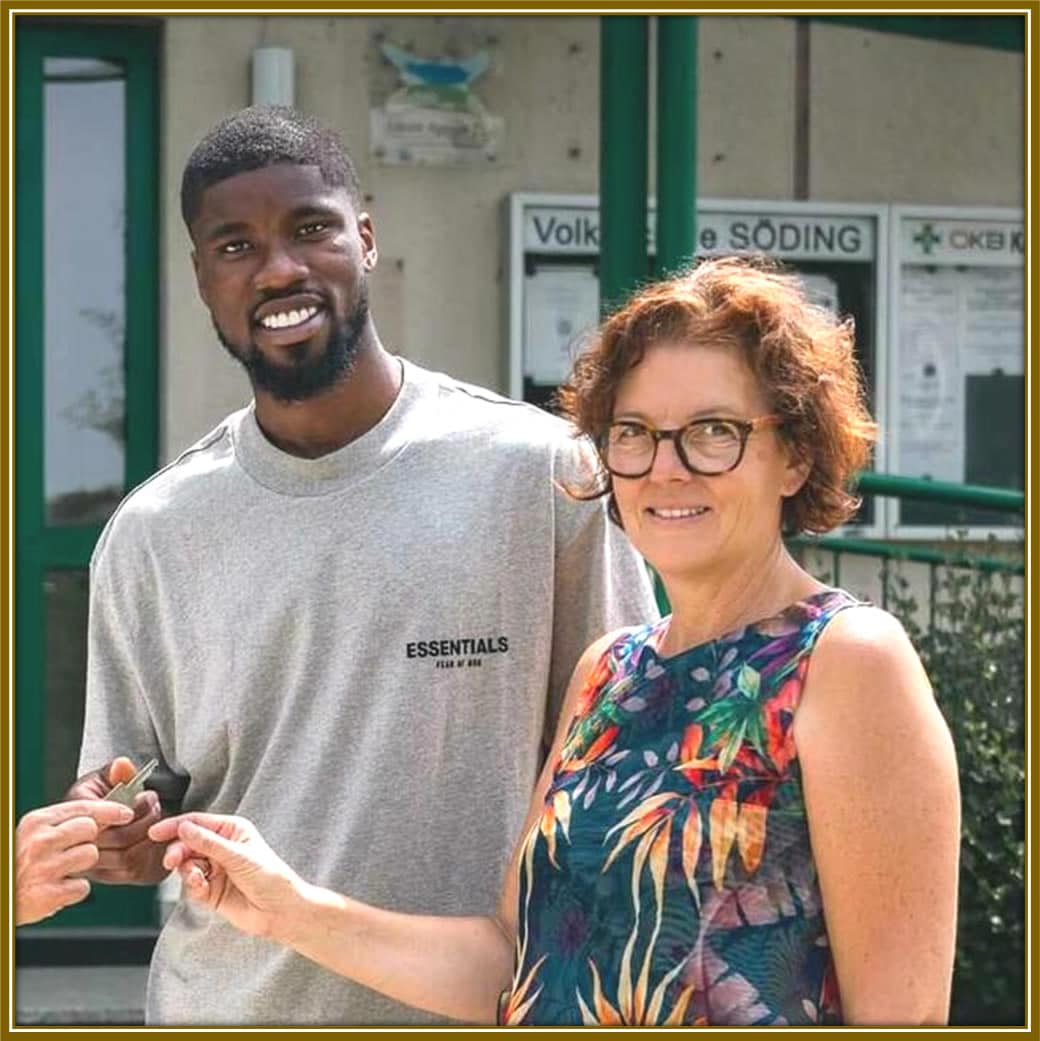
<box><xmin>889</xmin><ymin>207</ymin><xmax>1024</xmax><ymax>535</ymax></box>
<box><xmin>506</xmin><ymin>194</ymin><xmax>887</xmax><ymax>534</ymax></box>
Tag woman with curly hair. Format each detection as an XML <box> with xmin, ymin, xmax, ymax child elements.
<box><xmin>150</xmin><ymin>257</ymin><xmax>960</xmax><ymax>1026</ymax></box>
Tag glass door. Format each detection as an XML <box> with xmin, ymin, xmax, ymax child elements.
<box><xmin>15</xmin><ymin>20</ymin><xmax>160</xmax><ymax>927</ymax></box>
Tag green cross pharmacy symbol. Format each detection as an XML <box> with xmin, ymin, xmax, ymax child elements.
<box><xmin>913</xmin><ymin>223</ymin><xmax>942</xmax><ymax>255</ymax></box>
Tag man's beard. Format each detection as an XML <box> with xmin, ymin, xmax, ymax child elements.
<box><xmin>216</xmin><ymin>284</ymin><xmax>370</xmax><ymax>403</ymax></box>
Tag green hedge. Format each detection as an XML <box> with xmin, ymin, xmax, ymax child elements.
<box><xmin>887</xmin><ymin>558</ymin><xmax>1025</xmax><ymax>1026</ymax></box>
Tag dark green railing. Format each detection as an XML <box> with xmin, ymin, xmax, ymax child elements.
<box><xmin>791</xmin><ymin>471</ymin><xmax>1024</xmax><ymax>578</ymax></box>
<box><xmin>855</xmin><ymin>471</ymin><xmax>1024</xmax><ymax>513</ymax></box>
<box><xmin>787</xmin><ymin>472</ymin><xmax>1024</xmax><ymax>625</ymax></box>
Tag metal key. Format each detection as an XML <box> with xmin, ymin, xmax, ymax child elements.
<box><xmin>104</xmin><ymin>758</ymin><xmax>159</xmax><ymax>807</ymax></box>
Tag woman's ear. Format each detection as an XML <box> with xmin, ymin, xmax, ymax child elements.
<box><xmin>780</xmin><ymin>448</ymin><xmax>812</xmax><ymax>499</ymax></box>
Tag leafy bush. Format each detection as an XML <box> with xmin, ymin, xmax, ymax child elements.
<box><xmin>887</xmin><ymin>555</ymin><xmax>1025</xmax><ymax>1026</ymax></box>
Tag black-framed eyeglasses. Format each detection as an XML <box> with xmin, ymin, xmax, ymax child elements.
<box><xmin>601</xmin><ymin>415</ymin><xmax>783</xmax><ymax>478</ymax></box>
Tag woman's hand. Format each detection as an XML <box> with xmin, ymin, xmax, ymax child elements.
<box><xmin>148</xmin><ymin>813</ymin><xmax>306</xmax><ymax>941</ymax></box>
<box><xmin>155</xmin><ymin>811</ymin><xmax>517</xmax><ymax>1023</ymax></box>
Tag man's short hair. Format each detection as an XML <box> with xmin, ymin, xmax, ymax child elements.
<box><xmin>180</xmin><ymin>105</ymin><xmax>362</xmax><ymax>230</ymax></box>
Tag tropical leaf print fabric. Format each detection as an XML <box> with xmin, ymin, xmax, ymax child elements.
<box><xmin>501</xmin><ymin>588</ymin><xmax>860</xmax><ymax>1026</ymax></box>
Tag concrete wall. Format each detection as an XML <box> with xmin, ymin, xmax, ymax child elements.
<box><xmin>159</xmin><ymin>14</ymin><xmax>1023</xmax><ymax>461</ymax></box>
<box><xmin>810</xmin><ymin>22</ymin><xmax>1024</xmax><ymax>204</ymax></box>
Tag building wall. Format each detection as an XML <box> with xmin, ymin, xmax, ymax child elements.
<box><xmin>809</xmin><ymin>22</ymin><xmax>1024</xmax><ymax>204</ymax></box>
<box><xmin>159</xmin><ymin>14</ymin><xmax>1023</xmax><ymax>461</ymax></box>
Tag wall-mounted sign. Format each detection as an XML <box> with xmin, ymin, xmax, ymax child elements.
<box><xmin>520</xmin><ymin>205</ymin><xmax>876</xmax><ymax>262</ymax></box>
<box><xmin>510</xmin><ymin>194</ymin><xmax>882</xmax><ymax>382</ymax></box>
<box><xmin>899</xmin><ymin>216</ymin><xmax>1024</xmax><ymax>266</ymax></box>
<box><xmin>370</xmin><ymin>42</ymin><xmax>503</xmax><ymax>165</ymax></box>
<box><xmin>890</xmin><ymin>206</ymin><xmax>1024</xmax><ymax>535</ymax></box>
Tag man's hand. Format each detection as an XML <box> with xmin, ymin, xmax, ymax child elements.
<box><xmin>16</xmin><ymin>800</ymin><xmax>135</xmax><ymax>925</ymax></box>
<box><xmin>149</xmin><ymin>814</ymin><xmax>308</xmax><ymax>942</ymax></box>
<box><xmin>65</xmin><ymin>757</ymin><xmax>168</xmax><ymax>885</ymax></box>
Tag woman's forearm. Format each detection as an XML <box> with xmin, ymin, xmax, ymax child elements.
<box><xmin>274</xmin><ymin>881</ymin><xmax>514</xmax><ymax>1023</ymax></box>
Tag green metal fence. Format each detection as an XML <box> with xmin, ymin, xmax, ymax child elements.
<box><xmin>788</xmin><ymin>472</ymin><xmax>1024</xmax><ymax>626</ymax></box>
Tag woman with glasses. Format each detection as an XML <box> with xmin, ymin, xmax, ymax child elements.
<box><xmin>149</xmin><ymin>257</ymin><xmax>959</xmax><ymax>1026</ymax></box>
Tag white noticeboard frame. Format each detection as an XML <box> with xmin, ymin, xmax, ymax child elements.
<box><xmin>888</xmin><ymin>205</ymin><xmax>1025</xmax><ymax>541</ymax></box>
<box><xmin>506</xmin><ymin>192</ymin><xmax>890</xmax><ymax>539</ymax></box>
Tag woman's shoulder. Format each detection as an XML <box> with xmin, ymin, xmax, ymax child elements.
<box><xmin>798</xmin><ymin>601</ymin><xmax>946</xmax><ymax>748</ymax></box>
<box><xmin>811</xmin><ymin>600</ymin><xmax>920</xmax><ymax>673</ymax></box>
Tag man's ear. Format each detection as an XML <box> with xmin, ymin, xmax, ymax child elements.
<box><xmin>357</xmin><ymin>212</ymin><xmax>378</xmax><ymax>273</ymax></box>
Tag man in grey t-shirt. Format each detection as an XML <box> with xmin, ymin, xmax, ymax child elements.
<box><xmin>67</xmin><ymin>107</ymin><xmax>657</xmax><ymax>1025</ymax></box>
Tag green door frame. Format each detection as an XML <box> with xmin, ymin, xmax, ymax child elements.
<box><xmin>15</xmin><ymin>20</ymin><xmax>160</xmax><ymax>927</ymax></box>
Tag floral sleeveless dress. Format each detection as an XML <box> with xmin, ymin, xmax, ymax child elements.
<box><xmin>500</xmin><ymin>588</ymin><xmax>862</xmax><ymax>1026</ymax></box>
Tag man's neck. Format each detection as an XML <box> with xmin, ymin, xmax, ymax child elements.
<box><xmin>252</xmin><ymin>341</ymin><xmax>403</xmax><ymax>459</ymax></box>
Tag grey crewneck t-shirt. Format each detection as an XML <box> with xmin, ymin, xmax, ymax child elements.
<box><xmin>79</xmin><ymin>359</ymin><xmax>658</xmax><ymax>1026</ymax></box>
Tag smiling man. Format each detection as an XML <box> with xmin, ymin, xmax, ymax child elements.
<box><xmin>185</xmin><ymin>120</ymin><xmax>395</xmax><ymax>456</ymax></box>
<box><xmin>200</xmin><ymin>162</ymin><xmax>373</xmax><ymax>406</ymax></box>
<box><xmin>65</xmin><ymin>107</ymin><xmax>656</xmax><ymax>1026</ymax></box>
